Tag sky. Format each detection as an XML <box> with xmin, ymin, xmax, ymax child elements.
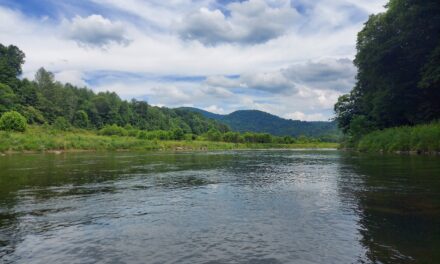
<box><xmin>0</xmin><ymin>0</ymin><xmax>388</xmax><ymax>121</ymax></box>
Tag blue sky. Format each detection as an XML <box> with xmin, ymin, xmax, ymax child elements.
<box><xmin>0</xmin><ymin>0</ymin><xmax>387</xmax><ymax>120</ymax></box>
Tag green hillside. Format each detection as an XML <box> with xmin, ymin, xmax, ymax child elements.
<box><xmin>179</xmin><ymin>107</ymin><xmax>340</xmax><ymax>140</ymax></box>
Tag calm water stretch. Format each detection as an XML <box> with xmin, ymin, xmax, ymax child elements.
<box><xmin>1</xmin><ymin>150</ymin><xmax>439</xmax><ymax>264</ymax></box>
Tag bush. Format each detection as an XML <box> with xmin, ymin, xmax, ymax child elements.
<box><xmin>99</xmin><ymin>124</ymin><xmax>128</xmax><ymax>136</ymax></box>
<box><xmin>53</xmin><ymin>117</ymin><xmax>71</xmax><ymax>131</ymax></box>
<box><xmin>172</xmin><ymin>128</ymin><xmax>185</xmax><ymax>140</ymax></box>
<box><xmin>206</xmin><ymin>129</ymin><xmax>222</xmax><ymax>141</ymax></box>
<box><xmin>0</xmin><ymin>111</ymin><xmax>27</xmax><ymax>132</ymax></box>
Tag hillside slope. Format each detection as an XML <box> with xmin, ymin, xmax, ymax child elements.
<box><xmin>179</xmin><ymin>108</ymin><xmax>340</xmax><ymax>138</ymax></box>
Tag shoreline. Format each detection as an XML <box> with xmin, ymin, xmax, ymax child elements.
<box><xmin>0</xmin><ymin>145</ymin><xmax>339</xmax><ymax>156</ymax></box>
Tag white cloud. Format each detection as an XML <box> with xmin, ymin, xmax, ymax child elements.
<box><xmin>55</xmin><ymin>70</ymin><xmax>87</xmax><ymax>87</ymax></box>
<box><xmin>0</xmin><ymin>0</ymin><xmax>389</xmax><ymax>121</ymax></box>
<box><xmin>176</xmin><ymin>0</ymin><xmax>299</xmax><ymax>45</ymax></box>
<box><xmin>204</xmin><ymin>105</ymin><xmax>226</xmax><ymax>114</ymax></box>
<box><xmin>284</xmin><ymin>111</ymin><xmax>327</xmax><ymax>121</ymax></box>
<box><xmin>63</xmin><ymin>14</ymin><xmax>130</xmax><ymax>48</ymax></box>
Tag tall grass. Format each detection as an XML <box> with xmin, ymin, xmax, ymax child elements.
<box><xmin>0</xmin><ymin>126</ymin><xmax>338</xmax><ymax>153</ymax></box>
<box><xmin>357</xmin><ymin>122</ymin><xmax>440</xmax><ymax>153</ymax></box>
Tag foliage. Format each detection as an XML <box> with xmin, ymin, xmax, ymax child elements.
<box><xmin>53</xmin><ymin>117</ymin><xmax>71</xmax><ymax>131</ymax></box>
<box><xmin>0</xmin><ymin>43</ymin><xmax>229</xmax><ymax>135</ymax></box>
<box><xmin>72</xmin><ymin>110</ymin><xmax>89</xmax><ymax>128</ymax></box>
<box><xmin>334</xmin><ymin>0</ymin><xmax>440</xmax><ymax>142</ymax></box>
<box><xmin>0</xmin><ymin>111</ymin><xmax>27</xmax><ymax>132</ymax></box>
<box><xmin>357</xmin><ymin>122</ymin><xmax>440</xmax><ymax>153</ymax></box>
<box><xmin>0</xmin><ymin>126</ymin><xmax>339</xmax><ymax>153</ymax></box>
<box><xmin>0</xmin><ymin>83</ymin><xmax>16</xmax><ymax>113</ymax></box>
<box><xmin>99</xmin><ymin>124</ymin><xmax>128</xmax><ymax>137</ymax></box>
<box><xmin>0</xmin><ymin>44</ymin><xmax>25</xmax><ymax>89</ymax></box>
<box><xmin>181</xmin><ymin>107</ymin><xmax>340</xmax><ymax>138</ymax></box>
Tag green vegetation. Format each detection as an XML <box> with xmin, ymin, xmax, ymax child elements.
<box><xmin>0</xmin><ymin>43</ymin><xmax>338</xmax><ymax>153</ymax></box>
<box><xmin>181</xmin><ymin>107</ymin><xmax>341</xmax><ymax>141</ymax></box>
<box><xmin>356</xmin><ymin>122</ymin><xmax>440</xmax><ymax>153</ymax></box>
<box><xmin>0</xmin><ymin>111</ymin><xmax>27</xmax><ymax>132</ymax></box>
<box><xmin>334</xmin><ymin>0</ymin><xmax>440</xmax><ymax>152</ymax></box>
<box><xmin>0</xmin><ymin>126</ymin><xmax>338</xmax><ymax>153</ymax></box>
<box><xmin>0</xmin><ymin>43</ymin><xmax>228</xmax><ymax>136</ymax></box>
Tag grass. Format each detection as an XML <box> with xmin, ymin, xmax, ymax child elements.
<box><xmin>0</xmin><ymin>126</ymin><xmax>339</xmax><ymax>153</ymax></box>
<box><xmin>357</xmin><ymin>122</ymin><xmax>440</xmax><ymax>153</ymax></box>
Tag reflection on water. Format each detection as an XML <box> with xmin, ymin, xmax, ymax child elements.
<box><xmin>0</xmin><ymin>150</ymin><xmax>439</xmax><ymax>263</ymax></box>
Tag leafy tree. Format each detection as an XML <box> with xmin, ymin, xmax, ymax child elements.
<box><xmin>206</xmin><ymin>128</ymin><xmax>222</xmax><ymax>141</ymax></box>
<box><xmin>0</xmin><ymin>111</ymin><xmax>27</xmax><ymax>132</ymax></box>
<box><xmin>73</xmin><ymin>110</ymin><xmax>89</xmax><ymax>128</ymax></box>
<box><xmin>0</xmin><ymin>83</ymin><xmax>16</xmax><ymax>113</ymax></box>
<box><xmin>0</xmin><ymin>44</ymin><xmax>25</xmax><ymax>89</ymax></box>
<box><xmin>334</xmin><ymin>0</ymin><xmax>440</xmax><ymax>141</ymax></box>
<box><xmin>172</xmin><ymin>128</ymin><xmax>185</xmax><ymax>140</ymax></box>
<box><xmin>20</xmin><ymin>106</ymin><xmax>46</xmax><ymax>124</ymax></box>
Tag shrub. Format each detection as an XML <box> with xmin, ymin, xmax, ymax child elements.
<box><xmin>223</xmin><ymin>132</ymin><xmax>241</xmax><ymax>143</ymax></box>
<box><xmin>172</xmin><ymin>128</ymin><xmax>185</xmax><ymax>140</ymax></box>
<box><xmin>53</xmin><ymin>117</ymin><xmax>71</xmax><ymax>131</ymax></box>
<box><xmin>0</xmin><ymin>111</ymin><xmax>27</xmax><ymax>132</ymax></box>
<box><xmin>99</xmin><ymin>124</ymin><xmax>128</xmax><ymax>136</ymax></box>
<box><xmin>206</xmin><ymin>129</ymin><xmax>222</xmax><ymax>141</ymax></box>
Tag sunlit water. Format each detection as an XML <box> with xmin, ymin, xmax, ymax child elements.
<box><xmin>1</xmin><ymin>150</ymin><xmax>439</xmax><ymax>263</ymax></box>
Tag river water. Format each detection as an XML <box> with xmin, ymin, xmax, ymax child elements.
<box><xmin>0</xmin><ymin>150</ymin><xmax>439</xmax><ymax>263</ymax></box>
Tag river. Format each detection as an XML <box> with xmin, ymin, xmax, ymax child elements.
<box><xmin>1</xmin><ymin>150</ymin><xmax>439</xmax><ymax>263</ymax></box>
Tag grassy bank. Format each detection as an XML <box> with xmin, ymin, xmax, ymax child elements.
<box><xmin>0</xmin><ymin>126</ymin><xmax>338</xmax><ymax>153</ymax></box>
<box><xmin>356</xmin><ymin>122</ymin><xmax>440</xmax><ymax>153</ymax></box>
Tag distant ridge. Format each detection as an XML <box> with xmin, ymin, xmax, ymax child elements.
<box><xmin>178</xmin><ymin>107</ymin><xmax>340</xmax><ymax>139</ymax></box>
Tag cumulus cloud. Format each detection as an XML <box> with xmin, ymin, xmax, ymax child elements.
<box><xmin>203</xmin><ymin>58</ymin><xmax>355</xmax><ymax>94</ymax></box>
<box><xmin>55</xmin><ymin>70</ymin><xmax>87</xmax><ymax>87</ymax></box>
<box><xmin>63</xmin><ymin>14</ymin><xmax>130</xmax><ymax>48</ymax></box>
<box><xmin>284</xmin><ymin>111</ymin><xmax>326</xmax><ymax>121</ymax></box>
<box><xmin>0</xmin><ymin>0</ymin><xmax>388</xmax><ymax>121</ymax></box>
<box><xmin>176</xmin><ymin>0</ymin><xmax>299</xmax><ymax>45</ymax></box>
<box><xmin>282</xmin><ymin>58</ymin><xmax>356</xmax><ymax>92</ymax></box>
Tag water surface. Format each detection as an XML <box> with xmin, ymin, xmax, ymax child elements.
<box><xmin>1</xmin><ymin>150</ymin><xmax>439</xmax><ymax>263</ymax></box>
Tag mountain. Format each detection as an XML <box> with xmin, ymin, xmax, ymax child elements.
<box><xmin>178</xmin><ymin>108</ymin><xmax>340</xmax><ymax>139</ymax></box>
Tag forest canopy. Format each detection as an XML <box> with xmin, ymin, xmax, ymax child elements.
<box><xmin>334</xmin><ymin>0</ymin><xmax>440</xmax><ymax>141</ymax></box>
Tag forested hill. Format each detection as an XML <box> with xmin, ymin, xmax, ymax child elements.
<box><xmin>179</xmin><ymin>107</ymin><xmax>340</xmax><ymax>139</ymax></box>
<box><xmin>0</xmin><ymin>44</ymin><xmax>229</xmax><ymax>134</ymax></box>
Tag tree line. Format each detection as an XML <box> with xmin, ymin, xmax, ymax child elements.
<box><xmin>334</xmin><ymin>0</ymin><xmax>440</xmax><ymax>144</ymax></box>
<box><xmin>0</xmin><ymin>43</ymin><xmax>229</xmax><ymax>134</ymax></box>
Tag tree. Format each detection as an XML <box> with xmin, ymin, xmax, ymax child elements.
<box><xmin>172</xmin><ymin>128</ymin><xmax>185</xmax><ymax>140</ymax></box>
<box><xmin>334</xmin><ymin>0</ymin><xmax>440</xmax><ymax>138</ymax></box>
<box><xmin>0</xmin><ymin>44</ymin><xmax>25</xmax><ymax>89</ymax></box>
<box><xmin>0</xmin><ymin>111</ymin><xmax>27</xmax><ymax>132</ymax></box>
<box><xmin>73</xmin><ymin>110</ymin><xmax>90</xmax><ymax>128</ymax></box>
<box><xmin>0</xmin><ymin>83</ymin><xmax>16</xmax><ymax>113</ymax></box>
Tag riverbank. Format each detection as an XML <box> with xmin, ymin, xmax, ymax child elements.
<box><xmin>0</xmin><ymin>127</ymin><xmax>338</xmax><ymax>154</ymax></box>
<box><xmin>355</xmin><ymin>122</ymin><xmax>440</xmax><ymax>154</ymax></box>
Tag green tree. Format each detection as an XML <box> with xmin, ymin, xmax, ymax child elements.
<box><xmin>0</xmin><ymin>83</ymin><xmax>16</xmax><ymax>113</ymax></box>
<box><xmin>0</xmin><ymin>44</ymin><xmax>25</xmax><ymax>89</ymax></box>
<box><xmin>335</xmin><ymin>0</ymin><xmax>440</xmax><ymax>138</ymax></box>
<box><xmin>72</xmin><ymin>110</ymin><xmax>89</xmax><ymax>128</ymax></box>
